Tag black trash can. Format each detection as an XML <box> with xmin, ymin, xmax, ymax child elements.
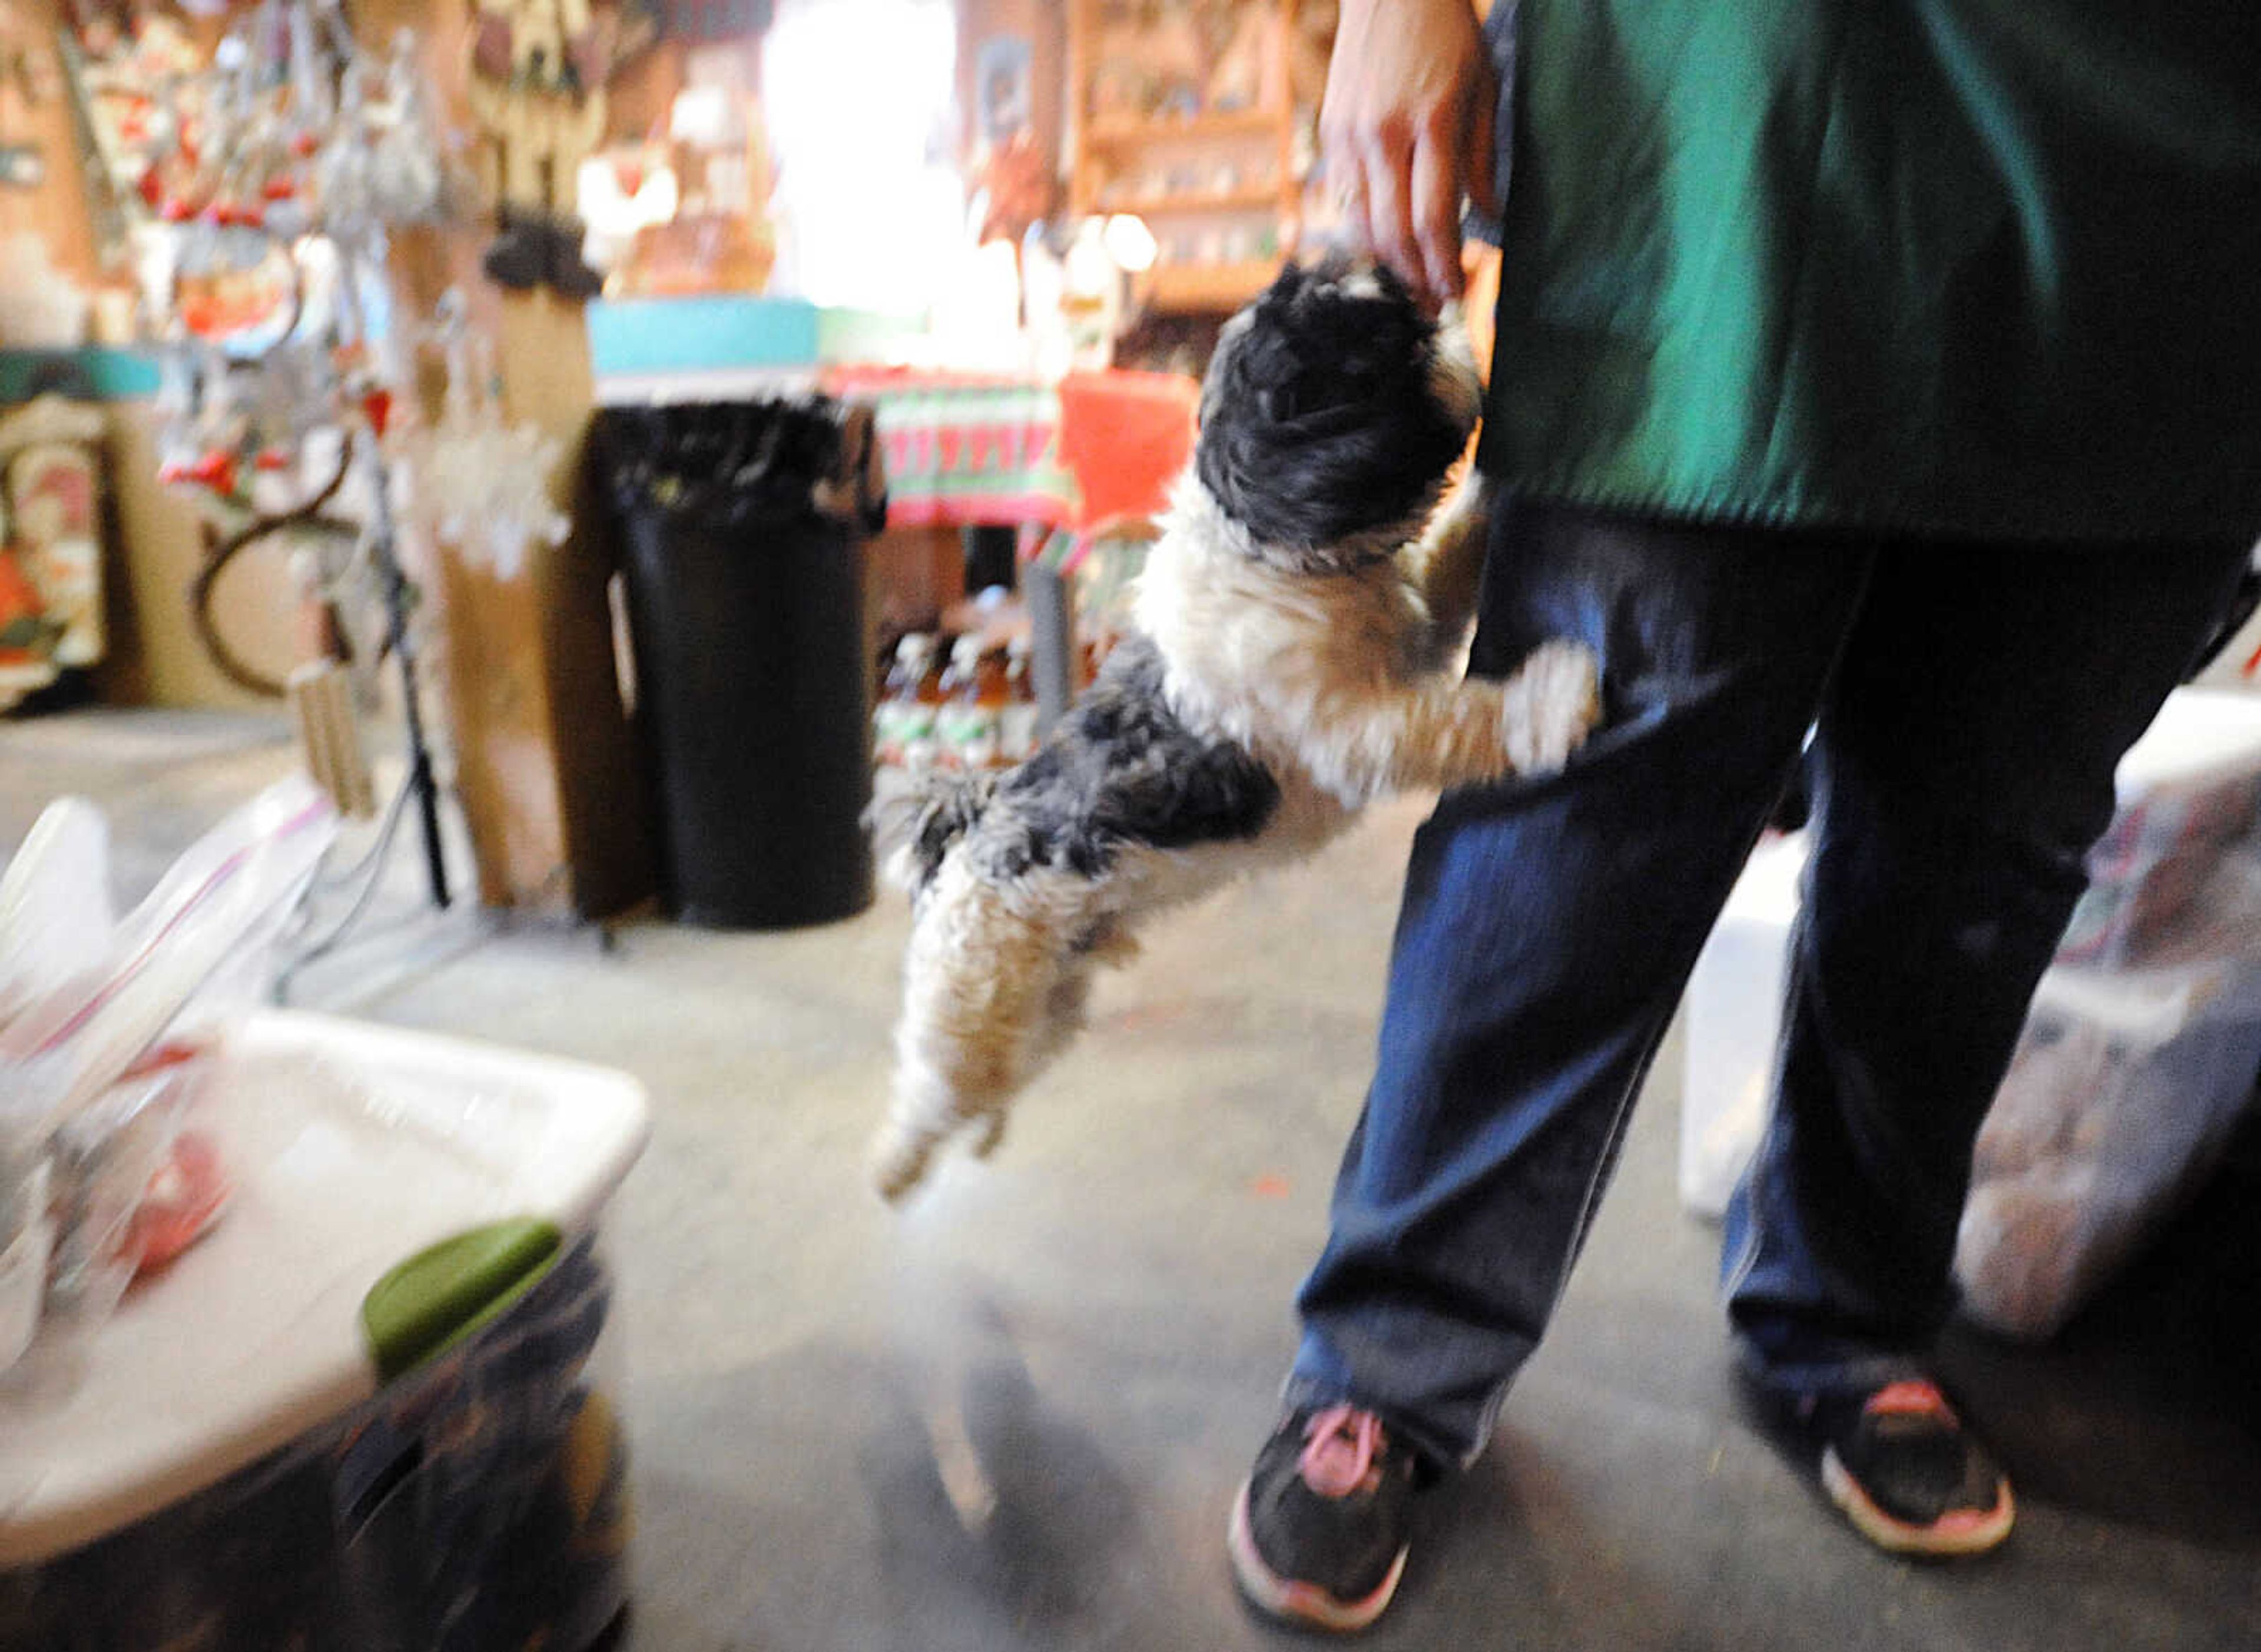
<box><xmin>597</xmin><ymin>399</ymin><xmax>885</xmax><ymax>928</ymax></box>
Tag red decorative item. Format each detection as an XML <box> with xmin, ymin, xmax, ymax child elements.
<box><xmin>125</xmin><ymin>1131</ymin><xmax>232</xmax><ymax>1279</ymax></box>
<box><xmin>0</xmin><ymin>550</ymin><xmax>43</xmax><ymax>661</ymax></box>
<box><xmin>362</xmin><ymin>388</ymin><xmax>393</xmax><ymax>437</ymax></box>
<box><xmin>253</xmin><ymin>447</ymin><xmax>293</xmax><ymax>472</ymax></box>
<box><xmin>185</xmin><ymin>449</ymin><xmax>238</xmax><ymax>496</ymax></box>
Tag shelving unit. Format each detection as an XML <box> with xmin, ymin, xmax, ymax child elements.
<box><xmin>1083</xmin><ymin>109</ymin><xmax>1281</xmax><ymax>147</ymax></box>
<box><xmin>1066</xmin><ymin>0</ymin><xmax>1317</xmax><ymax>314</ymax></box>
<box><xmin>1146</xmin><ymin>259</ymin><xmax>1286</xmax><ymax>311</ymax></box>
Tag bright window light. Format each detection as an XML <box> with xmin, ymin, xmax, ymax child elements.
<box><xmin>761</xmin><ymin>0</ymin><xmax>962</xmax><ymax>313</ymax></box>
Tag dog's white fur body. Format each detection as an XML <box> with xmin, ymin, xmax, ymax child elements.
<box><xmin>870</xmin><ymin>465</ymin><xmax>1602</xmax><ymax>1201</ymax></box>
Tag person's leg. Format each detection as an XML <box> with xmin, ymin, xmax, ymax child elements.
<box><xmin>1720</xmin><ymin>536</ymin><xmax>2252</xmax><ymax>1551</ymax></box>
<box><xmin>1284</xmin><ymin>497</ymin><xmax>1872</xmax><ymax>1471</ymax></box>
<box><xmin>1723</xmin><ymin>536</ymin><xmax>2255</xmax><ymax>1379</ymax></box>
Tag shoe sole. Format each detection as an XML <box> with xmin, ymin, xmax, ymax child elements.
<box><xmin>1821</xmin><ymin>1447</ymin><xmax>2015</xmax><ymax>1557</ymax></box>
<box><xmin>1227</xmin><ymin>1482</ymin><xmax>1408</xmax><ymax>1634</ymax></box>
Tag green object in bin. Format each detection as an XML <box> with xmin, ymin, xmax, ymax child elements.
<box><xmin>362</xmin><ymin>1218</ymin><xmax>563</xmax><ymax>1383</ymax></box>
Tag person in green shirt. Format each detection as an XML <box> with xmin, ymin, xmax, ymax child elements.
<box><xmin>1226</xmin><ymin>0</ymin><xmax>2261</xmax><ymax>1631</ymax></box>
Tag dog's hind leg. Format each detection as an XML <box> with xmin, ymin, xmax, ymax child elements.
<box><xmin>872</xmin><ymin>861</ymin><xmax>1079</xmax><ymax>1200</ymax></box>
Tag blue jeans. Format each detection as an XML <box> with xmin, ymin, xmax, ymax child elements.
<box><xmin>1288</xmin><ymin>497</ymin><xmax>2250</xmax><ymax>1469</ymax></box>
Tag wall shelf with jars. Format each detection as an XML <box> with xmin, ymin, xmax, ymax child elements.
<box><xmin>1066</xmin><ymin>0</ymin><xmax>1334</xmax><ymax>314</ymax></box>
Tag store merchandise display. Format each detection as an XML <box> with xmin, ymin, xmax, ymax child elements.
<box><xmin>469</xmin><ymin>0</ymin><xmax>612</xmax><ymax>294</ymax></box>
<box><xmin>0</xmin><ymin>7</ymin><xmax>59</xmax><ymax>190</ymax></box>
<box><xmin>0</xmin><ymin>394</ymin><xmax>107</xmax><ymax>711</ymax></box>
<box><xmin>876</xmin><ymin>621</ymin><xmax>1042</xmax><ymax>777</ymax></box>
<box><xmin>1069</xmin><ymin>0</ymin><xmax>1327</xmax><ymax>313</ymax></box>
<box><xmin>128</xmin><ymin>0</ymin><xmax>477</xmax><ymax>915</ymax></box>
<box><xmin>402</xmin><ymin>290</ymin><xmax>569</xmax><ymax>582</ymax></box>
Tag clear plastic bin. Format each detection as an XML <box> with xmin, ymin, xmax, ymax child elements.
<box><xmin>0</xmin><ymin>1011</ymin><xmax>649</xmax><ymax>1652</ymax></box>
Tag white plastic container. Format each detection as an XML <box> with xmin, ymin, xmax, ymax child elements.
<box><xmin>0</xmin><ymin>1011</ymin><xmax>649</xmax><ymax>1652</ymax></box>
<box><xmin>1678</xmin><ymin>832</ymin><xmax>1806</xmax><ymax>1219</ymax></box>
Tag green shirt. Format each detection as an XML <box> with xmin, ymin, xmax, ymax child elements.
<box><xmin>1479</xmin><ymin>1</ymin><xmax>2261</xmax><ymax>542</ymax></box>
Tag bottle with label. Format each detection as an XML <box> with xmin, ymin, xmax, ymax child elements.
<box><xmin>874</xmin><ymin>633</ymin><xmax>939</xmax><ymax>769</ymax></box>
<box><xmin>937</xmin><ymin>633</ymin><xmax>1003</xmax><ymax>772</ymax></box>
<box><xmin>1000</xmin><ymin>634</ymin><xmax>1040</xmax><ymax>765</ymax></box>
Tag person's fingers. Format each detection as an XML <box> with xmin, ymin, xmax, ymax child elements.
<box><xmin>1321</xmin><ymin>115</ymin><xmax>1371</xmax><ymax>253</ymax></box>
<box><xmin>1467</xmin><ymin>88</ymin><xmax>1498</xmax><ymax>224</ymax></box>
<box><xmin>1410</xmin><ymin>122</ymin><xmax>1463</xmax><ymax>302</ymax></box>
<box><xmin>1330</xmin><ymin>160</ymin><xmax>1372</xmax><ymax>254</ymax></box>
<box><xmin>1364</xmin><ymin>118</ymin><xmax>1425</xmax><ymax>301</ymax></box>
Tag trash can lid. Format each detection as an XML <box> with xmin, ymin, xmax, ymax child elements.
<box><xmin>0</xmin><ymin>1011</ymin><xmax>649</xmax><ymax>1568</ymax></box>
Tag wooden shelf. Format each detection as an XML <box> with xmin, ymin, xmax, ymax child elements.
<box><xmin>1146</xmin><ymin>260</ymin><xmax>1284</xmax><ymax>313</ymax></box>
<box><xmin>1098</xmin><ymin>186</ymin><xmax>1284</xmax><ymax>217</ymax></box>
<box><xmin>1085</xmin><ymin>110</ymin><xmax>1281</xmax><ymax>147</ymax></box>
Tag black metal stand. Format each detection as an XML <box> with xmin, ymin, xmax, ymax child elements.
<box><xmin>275</xmin><ymin>490</ymin><xmax>452</xmax><ymax>1003</ymax></box>
<box><xmin>372</xmin><ymin>478</ymin><xmax>452</xmax><ymax>913</ymax></box>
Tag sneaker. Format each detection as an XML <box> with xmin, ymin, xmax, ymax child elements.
<box><xmin>1228</xmin><ymin>1405</ymin><xmax>1419</xmax><ymax>1633</ymax></box>
<box><xmin>1806</xmin><ymin>1379</ymin><xmax>2015</xmax><ymax>1557</ymax></box>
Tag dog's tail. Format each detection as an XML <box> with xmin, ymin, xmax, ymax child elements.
<box><xmin>866</xmin><ymin>769</ymin><xmax>996</xmax><ymax>895</ymax></box>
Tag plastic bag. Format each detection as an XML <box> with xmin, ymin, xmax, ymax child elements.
<box><xmin>0</xmin><ymin>776</ymin><xmax>335</xmax><ymax>1379</ymax></box>
<box><xmin>1</xmin><ymin>775</ymin><xmax>336</xmax><ymax>1140</ymax></box>
<box><xmin>0</xmin><ymin>798</ymin><xmax>114</xmax><ymax>1034</ymax></box>
<box><xmin>2057</xmin><ymin>689</ymin><xmax>2261</xmax><ymax>968</ymax></box>
<box><xmin>594</xmin><ymin>396</ymin><xmax>885</xmax><ymax>536</ymax></box>
<box><xmin>1955</xmin><ymin>958</ymin><xmax>2261</xmax><ymax>1339</ymax></box>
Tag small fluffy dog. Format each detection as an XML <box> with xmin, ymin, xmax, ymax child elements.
<box><xmin>868</xmin><ymin>262</ymin><xmax>1601</xmax><ymax>1201</ymax></box>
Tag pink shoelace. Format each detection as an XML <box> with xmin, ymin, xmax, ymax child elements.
<box><xmin>1298</xmin><ymin>1405</ymin><xmax>1388</xmax><ymax>1498</ymax></box>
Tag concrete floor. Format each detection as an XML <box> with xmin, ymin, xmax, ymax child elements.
<box><xmin>5</xmin><ymin>709</ymin><xmax>2258</xmax><ymax>1651</ymax></box>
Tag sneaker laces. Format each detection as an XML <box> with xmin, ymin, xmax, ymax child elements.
<box><xmin>1298</xmin><ymin>1405</ymin><xmax>1387</xmax><ymax>1498</ymax></box>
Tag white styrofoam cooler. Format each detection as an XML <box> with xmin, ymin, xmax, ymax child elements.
<box><xmin>0</xmin><ymin>1010</ymin><xmax>649</xmax><ymax>1651</ymax></box>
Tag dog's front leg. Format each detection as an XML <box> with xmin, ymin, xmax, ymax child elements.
<box><xmin>1321</xmin><ymin>638</ymin><xmax>1602</xmax><ymax>798</ymax></box>
<box><xmin>1408</xmin><ymin>472</ymin><xmax>1493</xmax><ymax>643</ymax></box>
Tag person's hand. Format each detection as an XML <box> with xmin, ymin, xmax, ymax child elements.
<box><xmin>1321</xmin><ymin>0</ymin><xmax>1497</xmax><ymax>309</ymax></box>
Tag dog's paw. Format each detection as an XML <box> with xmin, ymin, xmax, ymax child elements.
<box><xmin>968</xmin><ymin>1108</ymin><xmax>1009</xmax><ymax>1159</ymax></box>
<box><xmin>869</xmin><ymin>1124</ymin><xmax>936</xmax><ymax>1205</ymax></box>
<box><xmin>1502</xmin><ymin>639</ymin><xmax>1602</xmax><ymax>773</ymax></box>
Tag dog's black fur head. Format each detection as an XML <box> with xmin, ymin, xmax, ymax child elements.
<box><xmin>1195</xmin><ymin>260</ymin><xmax>1480</xmax><ymax>568</ymax></box>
